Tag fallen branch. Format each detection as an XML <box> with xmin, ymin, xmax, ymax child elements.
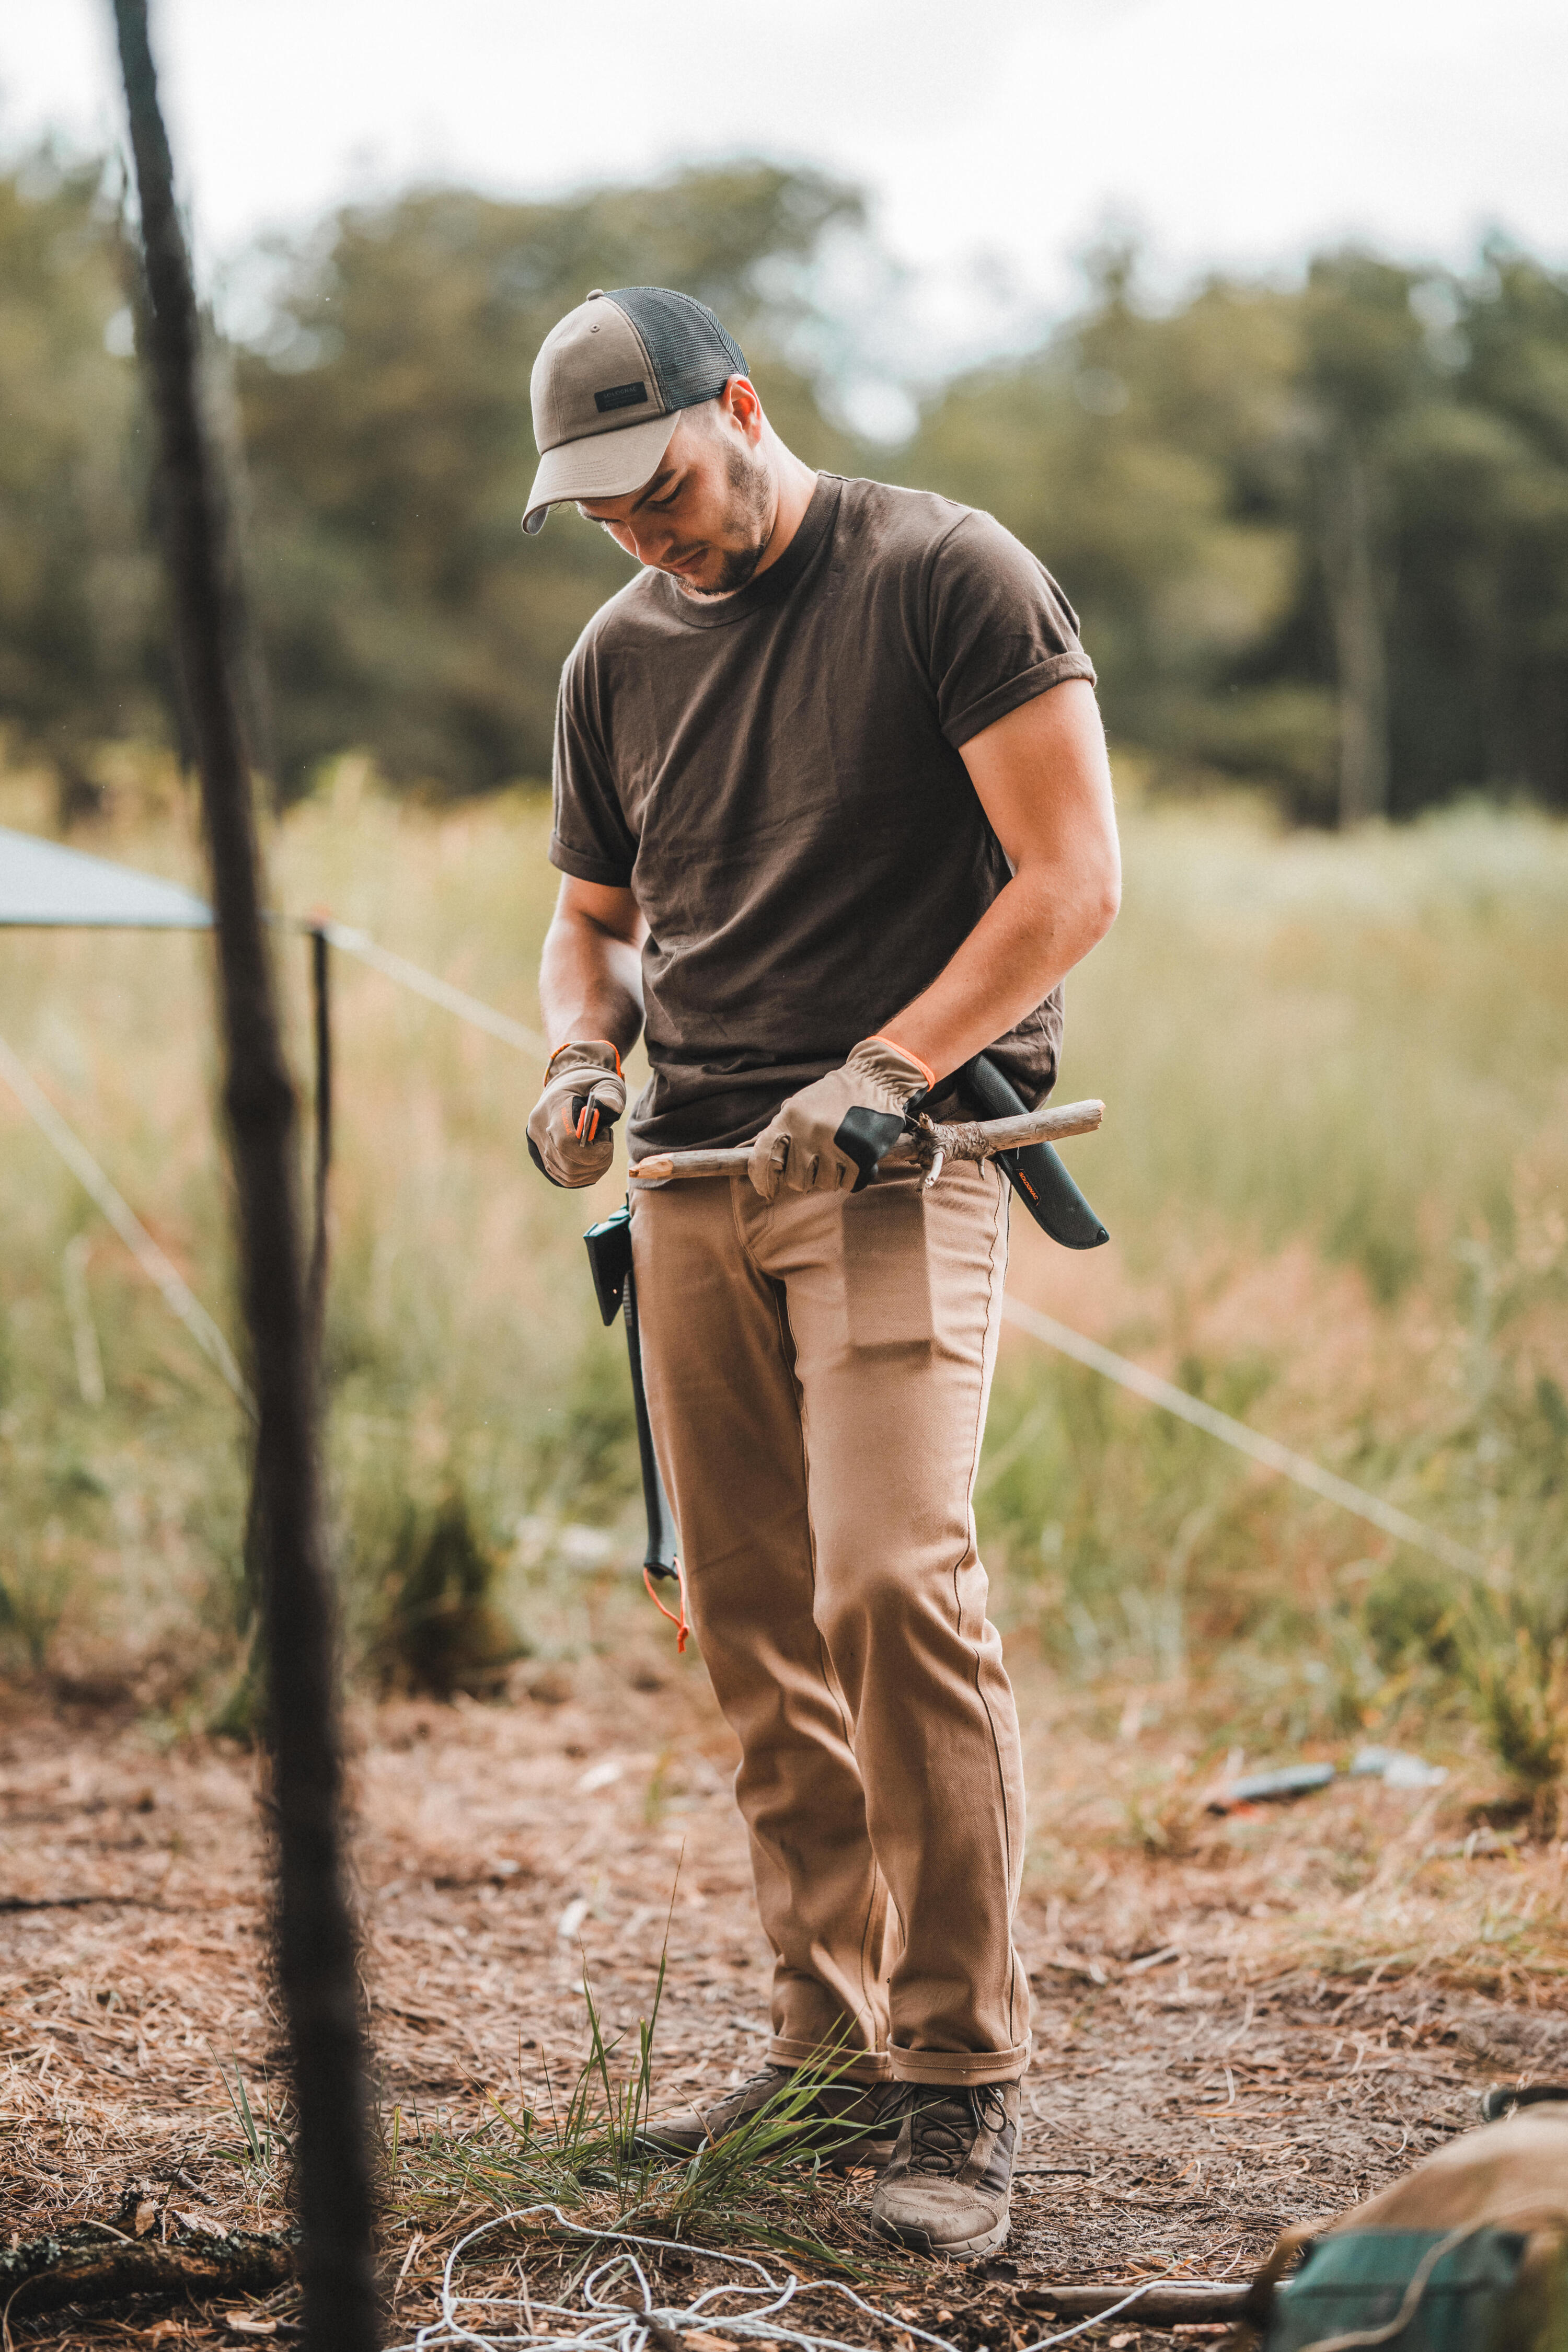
<box><xmin>1018</xmin><ymin>2280</ymin><xmax>1251</xmax><ymax>2322</ymax></box>
<box><xmin>0</xmin><ymin>1894</ymin><xmax>156</xmax><ymax>1913</ymax></box>
<box><xmin>0</xmin><ymin>2224</ymin><xmax>295</xmax><ymax>2321</ymax></box>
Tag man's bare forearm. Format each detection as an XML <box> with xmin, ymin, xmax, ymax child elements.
<box><xmin>886</xmin><ymin>859</ymin><xmax>1119</xmax><ymax>1081</ymax></box>
<box><xmin>539</xmin><ymin>880</ymin><xmax>645</xmax><ymax>1058</ymax></box>
<box><xmin>886</xmin><ymin>684</ymin><xmax>1121</xmax><ymax>1081</ymax></box>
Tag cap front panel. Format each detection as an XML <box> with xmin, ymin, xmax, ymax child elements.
<box><xmin>531</xmin><ymin>297</ymin><xmax>666</xmax><ymax>454</ymax></box>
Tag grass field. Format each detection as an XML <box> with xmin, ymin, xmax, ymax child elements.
<box><xmin>1</xmin><ymin>751</ymin><xmax>1565</xmax><ymax>1804</ymax></box>
<box><xmin>5</xmin><ymin>754</ymin><xmax>1568</xmax><ymax>2343</ymax></box>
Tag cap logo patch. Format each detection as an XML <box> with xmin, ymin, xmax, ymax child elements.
<box><xmin>594</xmin><ymin>381</ymin><xmax>649</xmax><ymax>413</ymax></box>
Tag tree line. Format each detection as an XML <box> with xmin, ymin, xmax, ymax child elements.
<box><xmin>3</xmin><ymin>145</ymin><xmax>1566</xmax><ymax>824</ymax></box>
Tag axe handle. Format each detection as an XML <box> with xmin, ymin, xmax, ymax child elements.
<box><xmin>621</xmin><ymin>1258</ymin><xmax>680</xmax><ymax>1574</ymax></box>
<box><xmin>630</xmin><ymin>1098</ymin><xmax>1103</xmax><ymax>1186</ymax></box>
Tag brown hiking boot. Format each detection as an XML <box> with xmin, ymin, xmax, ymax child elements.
<box><xmin>869</xmin><ymin>2080</ymin><xmax>1020</xmax><ymax>2258</ymax></box>
<box><xmin>635</xmin><ymin>2063</ymin><xmax>900</xmax><ymax>2170</ymax></box>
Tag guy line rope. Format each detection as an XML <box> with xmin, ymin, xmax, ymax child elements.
<box><xmin>389</xmin><ymin>2203</ymin><xmax>1185</xmax><ymax>2352</ymax></box>
<box><xmin>0</xmin><ymin>1026</ymin><xmax>253</xmax><ymax>1414</ymax></box>
<box><xmin>2</xmin><ymin>929</ymin><xmax>1485</xmax><ymax>1579</ymax></box>
<box><xmin>1001</xmin><ymin>1298</ymin><xmax>1486</xmax><ymax>1579</ymax></box>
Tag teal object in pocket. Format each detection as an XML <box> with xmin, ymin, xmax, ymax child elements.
<box><xmin>1266</xmin><ymin>2228</ymin><xmax>1527</xmax><ymax>2350</ymax></box>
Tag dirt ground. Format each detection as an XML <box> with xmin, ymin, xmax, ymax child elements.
<box><xmin>5</xmin><ymin>1629</ymin><xmax>1568</xmax><ymax>2348</ymax></box>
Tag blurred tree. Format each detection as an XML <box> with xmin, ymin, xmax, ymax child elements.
<box><xmin>0</xmin><ymin>145</ymin><xmax>165</xmax><ymax>811</ymax></box>
<box><xmin>2</xmin><ymin>141</ymin><xmax>1566</xmax><ymax>823</ymax></box>
<box><xmin>1287</xmin><ymin>247</ymin><xmax>1568</xmax><ymax>819</ymax></box>
<box><xmin>902</xmin><ymin>245</ymin><xmax>1314</xmax><ymax>798</ymax></box>
<box><xmin>237</xmin><ymin>164</ymin><xmax>868</xmax><ymax>793</ymax></box>
<box><xmin>903</xmin><ymin>240</ymin><xmax>1568</xmax><ymax>822</ymax></box>
<box><xmin>1298</xmin><ymin>252</ymin><xmax>1431</xmax><ymax>825</ymax></box>
<box><xmin>1408</xmin><ymin>249</ymin><xmax>1568</xmax><ymax>806</ymax></box>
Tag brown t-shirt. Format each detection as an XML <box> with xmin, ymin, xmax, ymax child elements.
<box><xmin>549</xmin><ymin>472</ymin><xmax>1096</xmax><ymax>1155</ymax></box>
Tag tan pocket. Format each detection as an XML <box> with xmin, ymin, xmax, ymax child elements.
<box><xmin>841</xmin><ymin>1179</ymin><xmax>934</xmax><ymax>1350</ymax></box>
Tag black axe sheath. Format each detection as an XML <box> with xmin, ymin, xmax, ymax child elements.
<box><xmin>961</xmin><ymin>1051</ymin><xmax>1109</xmax><ymax>1250</ymax></box>
<box><xmin>582</xmin><ymin>1202</ymin><xmax>680</xmax><ymax>1577</ymax></box>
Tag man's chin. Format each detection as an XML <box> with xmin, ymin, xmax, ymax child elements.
<box><xmin>662</xmin><ymin>543</ymin><xmax>767</xmax><ymax>599</ymax></box>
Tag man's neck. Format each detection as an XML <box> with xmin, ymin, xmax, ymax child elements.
<box><xmin>675</xmin><ymin>437</ymin><xmax>818</xmax><ymax>605</ymax></box>
<box><xmin>752</xmin><ymin>439</ymin><xmax>820</xmax><ymax>584</ymax></box>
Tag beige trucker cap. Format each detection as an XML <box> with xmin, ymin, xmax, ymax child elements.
<box><xmin>523</xmin><ymin>285</ymin><xmax>749</xmax><ymax>534</ymax></box>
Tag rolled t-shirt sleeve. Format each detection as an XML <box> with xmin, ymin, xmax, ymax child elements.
<box><xmin>924</xmin><ymin>510</ymin><xmax>1097</xmax><ymax>749</ymax></box>
<box><xmin>549</xmin><ymin>637</ymin><xmax>639</xmax><ymax>888</ymax></box>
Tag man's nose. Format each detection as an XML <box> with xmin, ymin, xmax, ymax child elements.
<box><xmin>625</xmin><ymin>523</ymin><xmax>671</xmax><ymax>565</ymax></box>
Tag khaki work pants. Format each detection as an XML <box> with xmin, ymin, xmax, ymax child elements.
<box><xmin>630</xmin><ymin>1159</ymin><xmax>1031</xmax><ymax>2087</ymax></box>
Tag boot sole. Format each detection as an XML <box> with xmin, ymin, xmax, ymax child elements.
<box><xmin>869</xmin><ymin>2207</ymin><xmax>1010</xmax><ymax>2261</ymax></box>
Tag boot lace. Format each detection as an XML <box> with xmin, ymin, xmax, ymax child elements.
<box><xmin>708</xmin><ymin>2065</ymin><xmax>788</xmax><ymax>2129</ymax></box>
<box><xmin>903</xmin><ymin>2085</ymin><xmax>1007</xmax><ymax>2176</ymax></box>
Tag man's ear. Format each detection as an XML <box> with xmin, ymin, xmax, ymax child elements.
<box><xmin>719</xmin><ymin>374</ymin><xmax>765</xmax><ymax>441</ymax></box>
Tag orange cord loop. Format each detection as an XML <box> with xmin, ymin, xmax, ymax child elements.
<box><xmin>643</xmin><ymin>1559</ymin><xmax>688</xmax><ymax>1653</ymax></box>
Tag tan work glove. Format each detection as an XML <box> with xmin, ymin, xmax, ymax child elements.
<box><xmin>526</xmin><ymin>1041</ymin><xmax>626</xmax><ymax>1188</ymax></box>
<box><xmin>747</xmin><ymin>1035</ymin><xmax>934</xmax><ymax>1201</ymax></box>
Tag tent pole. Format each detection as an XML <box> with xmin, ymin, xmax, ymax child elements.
<box><xmin>308</xmin><ymin>924</ymin><xmax>332</xmax><ymax>1342</ymax></box>
<box><xmin>111</xmin><ymin>7</ymin><xmax>379</xmax><ymax>2346</ymax></box>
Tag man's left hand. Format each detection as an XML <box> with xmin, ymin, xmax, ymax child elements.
<box><xmin>526</xmin><ymin>1040</ymin><xmax>626</xmax><ymax>1186</ymax></box>
<box><xmin>747</xmin><ymin>1035</ymin><xmax>933</xmax><ymax>1200</ymax></box>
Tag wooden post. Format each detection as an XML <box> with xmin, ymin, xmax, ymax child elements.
<box><xmin>308</xmin><ymin>924</ymin><xmax>333</xmax><ymax>1338</ymax></box>
<box><xmin>109</xmin><ymin>7</ymin><xmax>380</xmax><ymax>2347</ymax></box>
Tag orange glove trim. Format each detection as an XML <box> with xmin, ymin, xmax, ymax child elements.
<box><xmin>546</xmin><ymin>1038</ymin><xmax>623</xmax><ymax>1077</ymax></box>
<box><xmin>867</xmin><ymin>1032</ymin><xmax>937</xmax><ymax>1091</ymax></box>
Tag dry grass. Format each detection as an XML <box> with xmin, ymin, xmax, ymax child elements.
<box><xmin>5</xmin><ymin>1614</ymin><xmax>1568</xmax><ymax>2345</ymax></box>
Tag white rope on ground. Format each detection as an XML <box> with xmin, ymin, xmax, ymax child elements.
<box><xmin>1003</xmin><ymin>1297</ymin><xmax>1486</xmax><ymax>1578</ymax></box>
<box><xmin>386</xmin><ymin>2205</ymin><xmax>1184</xmax><ymax>2352</ymax></box>
<box><xmin>297</xmin><ymin>932</ymin><xmax>1490</xmax><ymax>1583</ymax></box>
<box><xmin>0</xmin><ymin>1028</ymin><xmax>255</xmax><ymax>1416</ymax></box>
<box><xmin>321</xmin><ymin>921</ymin><xmax>547</xmax><ymax>1058</ymax></box>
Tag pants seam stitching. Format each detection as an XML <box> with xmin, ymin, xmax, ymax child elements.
<box><xmin>951</xmin><ymin>1165</ymin><xmax>1022</xmax><ymax>2058</ymax></box>
<box><xmin>777</xmin><ymin>1250</ymin><xmax>882</xmax><ymax>2059</ymax></box>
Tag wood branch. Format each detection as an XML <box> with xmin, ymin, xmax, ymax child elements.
<box><xmin>631</xmin><ymin>1147</ymin><xmax>757</xmax><ymax>1183</ymax></box>
<box><xmin>912</xmin><ymin>1098</ymin><xmax>1104</xmax><ymax>1159</ymax></box>
<box><xmin>0</xmin><ymin>2224</ymin><xmax>294</xmax><ymax>2320</ymax></box>
<box><xmin>0</xmin><ymin>1893</ymin><xmax>156</xmax><ymax>1912</ymax></box>
<box><xmin>629</xmin><ymin>1099</ymin><xmax>1104</xmax><ymax>1186</ymax></box>
<box><xmin>1017</xmin><ymin>2281</ymin><xmax>1252</xmax><ymax>2322</ymax></box>
<box><xmin>110</xmin><ymin>9</ymin><xmax>379</xmax><ymax>2349</ymax></box>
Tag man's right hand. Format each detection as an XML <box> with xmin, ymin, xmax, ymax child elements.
<box><xmin>746</xmin><ymin>1034</ymin><xmax>933</xmax><ymax>1199</ymax></box>
<box><xmin>526</xmin><ymin>1040</ymin><xmax>626</xmax><ymax>1187</ymax></box>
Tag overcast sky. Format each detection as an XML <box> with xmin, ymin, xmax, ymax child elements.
<box><xmin>4</xmin><ymin>0</ymin><xmax>1565</xmax><ymax>393</ymax></box>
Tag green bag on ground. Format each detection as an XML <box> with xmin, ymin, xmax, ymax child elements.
<box><xmin>1266</xmin><ymin>2227</ymin><xmax>1529</xmax><ymax>2349</ymax></box>
<box><xmin>1250</xmin><ymin>2091</ymin><xmax>1568</xmax><ymax>2352</ymax></box>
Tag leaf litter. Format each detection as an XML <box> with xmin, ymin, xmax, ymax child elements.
<box><xmin>3</xmin><ymin>1633</ymin><xmax>1567</xmax><ymax>2348</ymax></box>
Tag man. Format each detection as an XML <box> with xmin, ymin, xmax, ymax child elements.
<box><xmin>522</xmin><ymin>285</ymin><xmax>1119</xmax><ymax>2259</ymax></box>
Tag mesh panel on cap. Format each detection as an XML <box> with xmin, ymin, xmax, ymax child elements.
<box><xmin>606</xmin><ymin>287</ymin><xmax>747</xmax><ymax>412</ymax></box>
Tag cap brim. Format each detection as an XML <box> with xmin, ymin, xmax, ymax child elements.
<box><xmin>522</xmin><ymin>411</ymin><xmax>681</xmax><ymax>535</ymax></box>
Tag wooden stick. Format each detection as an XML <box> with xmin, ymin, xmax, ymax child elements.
<box><xmin>1017</xmin><ymin>2282</ymin><xmax>1251</xmax><ymax>2322</ymax></box>
<box><xmin>916</xmin><ymin>1098</ymin><xmax>1104</xmax><ymax>1158</ymax></box>
<box><xmin>632</xmin><ymin>1146</ymin><xmax>759</xmax><ymax>1183</ymax></box>
<box><xmin>630</xmin><ymin>1099</ymin><xmax>1104</xmax><ymax>1186</ymax></box>
<box><xmin>0</xmin><ymin>2227</ymin><xmax>295</xmax><ymax>2322</ymax></box>
<box><xmin>111</xmin><ymin>10</ymin><xmax>379</xmax><ymax>2349</ymax></box>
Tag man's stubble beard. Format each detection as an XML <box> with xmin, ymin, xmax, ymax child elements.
<box><xmin>674</xmin><ymin>441</ymin><xmax>775</xmax><ymax>599</ymax></box>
